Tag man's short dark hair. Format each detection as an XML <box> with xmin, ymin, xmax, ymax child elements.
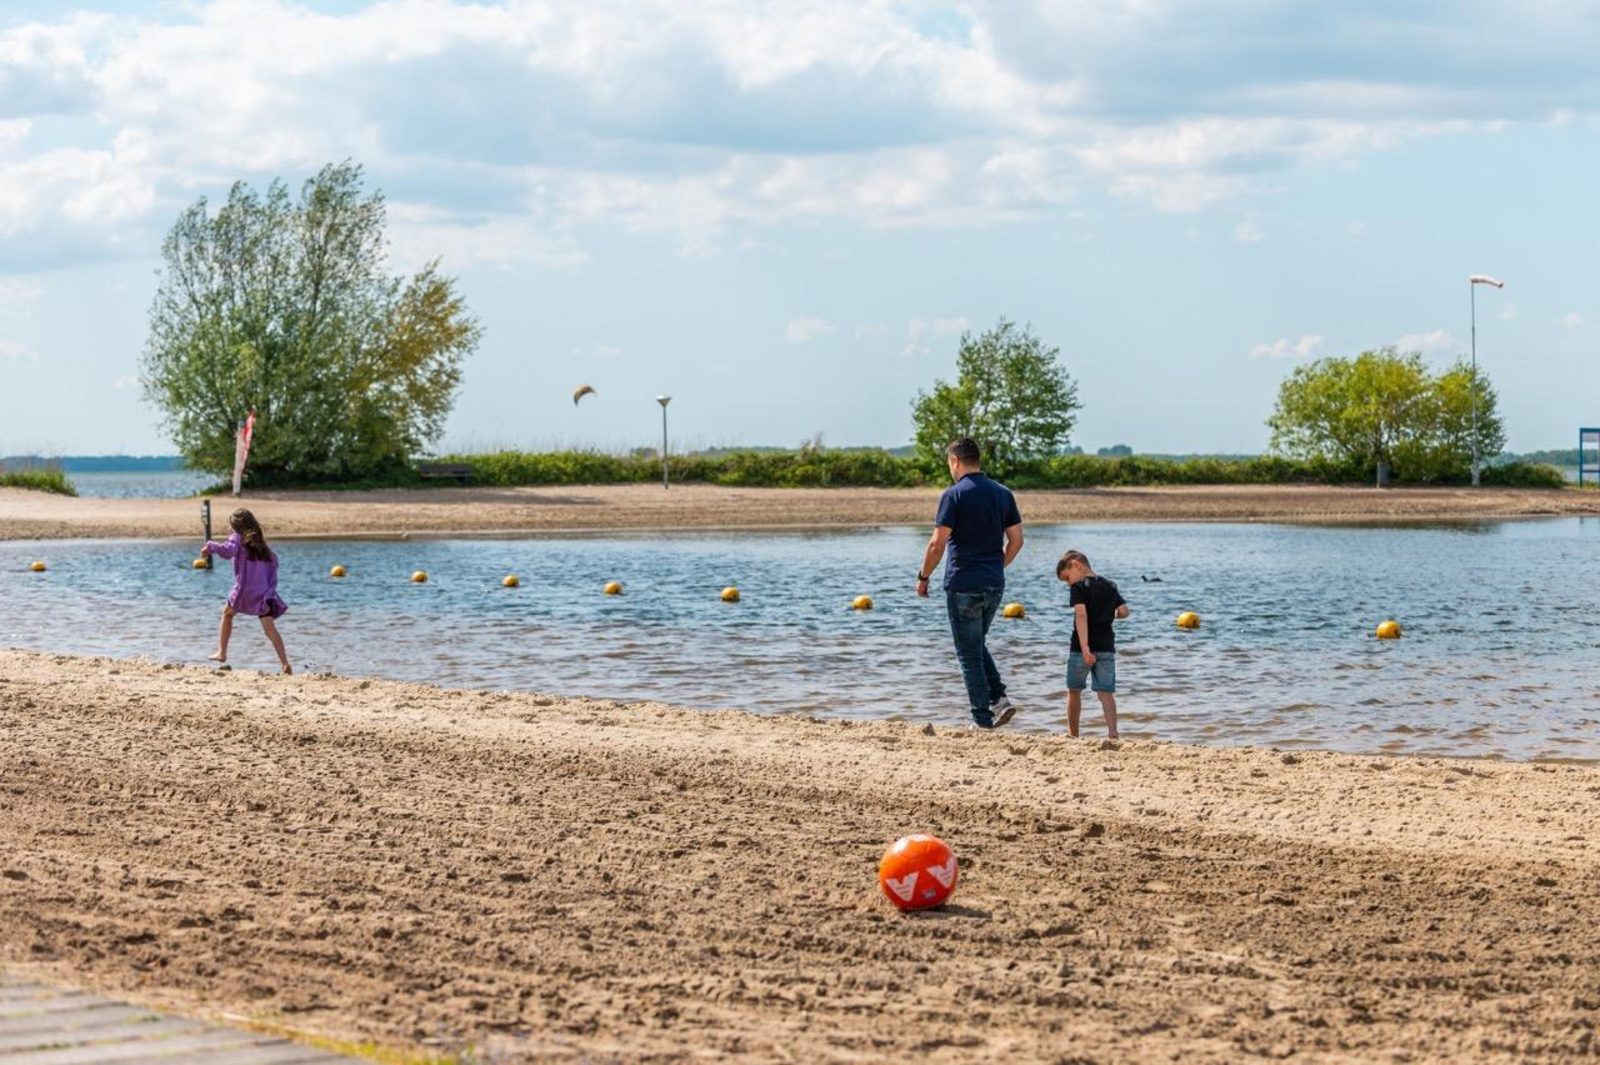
<box><xmin>947</xmin><ymin>438</ymin><xmax>981</xmax><ymax>465</ymax></box>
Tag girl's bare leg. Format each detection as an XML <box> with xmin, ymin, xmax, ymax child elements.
<box><xmin>260</xmin><ymin>616</ymin><xmax>292</xmax><ymax>674</ymax></box>
<box><xmin>209</xmin><ymin>607</ymin><xmax>234</xmax><ymax>662</ymax></box>
<box><xmin>1066</xmin><ymin>690</ymin><xmax>1082</xmax><ymax>737</ymax></box>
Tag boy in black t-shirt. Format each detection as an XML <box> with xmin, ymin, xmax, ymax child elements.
<box><xmin>1056</xmin><ymin>550</ymin><xmax>1129</xmax><ymax>739</ymax></box>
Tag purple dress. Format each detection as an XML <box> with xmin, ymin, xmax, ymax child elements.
<box><xmin>205</xmin><ymin>533</ymin><xmax>288</xmax><ymax>619</ymax></box>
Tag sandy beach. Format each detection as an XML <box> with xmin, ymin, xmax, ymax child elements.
<box><xmin>2</xmin><ymin>650</ymin><xmax>1596</xmax><ymax>1062</ymax></box>
<box><xmin>2</xmin><ymin>482</ymin><xmax>1599</xmax><ymax>541</ymax></box>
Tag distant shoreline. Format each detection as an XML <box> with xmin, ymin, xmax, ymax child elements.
<box><xmin>4</xmin><ymin>482</ymin><xmax>1599</xmax><ymax>542</ymax></box>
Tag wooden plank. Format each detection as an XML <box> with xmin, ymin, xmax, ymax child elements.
<box><xmin>0</xmin><ymin>989</ymin><xmax>54</xmax><ymax>1005</ymax></box>
<box><xmin>146</xmin><ymin>1043</ymin><xmax>348</xmax><ymax>1065</ymax></box>
<box><xmin>0</xmin><ymin>1016</ymin><xmax>204</xmax><ymax>1053</ymax></box>
<box><xmin>0</xmin><ymin>1006</ymin><xmax>161</xmax><ymax>1039</ymax></box>
<box><xmin>0</xmin><ymin>996</ymin><xmax>112</xmax><ymax>1020</ymax></box>
<box><xmin>3</xmin><ymin>1028</ymin><xmax>264</xmax><ymax>1064</ymax></box>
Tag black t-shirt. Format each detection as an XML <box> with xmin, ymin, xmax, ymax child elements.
<box><xmin>1069</xmin><ymin>575</ymin><xmax>1126</xmax><ymax>653</ymax></box>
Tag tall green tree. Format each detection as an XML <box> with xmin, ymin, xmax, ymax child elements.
<box><xmin>1267</xmin><ymin>347</ymin><xmax>1504</xmax><ymax>480</ymax></box>
<box><xmin>910</xmin><ymin>319</ymin><xmax>1081</xmax><ymax>475</ymax></box>
<box><xmin>141</xmin><ymin>162</ymin><xmax>480</xmax><ymax>483</ymax></box>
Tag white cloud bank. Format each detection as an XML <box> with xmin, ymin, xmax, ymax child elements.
<box><xmin>784</xmin><ymin>317</ymin><xmax>837</xmax><ymax>344</ymax></box>
<box><xmin>1249</xmin><ymin>334</ymin><xmax>1324</xmax><ymax>360</ymax></box>
<box><xmin>1</xmin><ymin>1</ymin><xmax>1598</xmax><ymax>267</ymax></box>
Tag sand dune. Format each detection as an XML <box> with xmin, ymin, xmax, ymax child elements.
<box><xmin>2</xmin><ymin>650</ymin><xmax>1596</xmax><ymax>1061</ymax></box>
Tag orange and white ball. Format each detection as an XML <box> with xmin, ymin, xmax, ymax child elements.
<box><xmin>878</xmin><ymin>834</ymin><xmax>958</xmax><ymax>911</ymax></box>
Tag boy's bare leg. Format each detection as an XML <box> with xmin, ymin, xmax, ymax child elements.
<box><xmin>260</xmin><ymin>616</ymin><xmax>292</xmax><ymax>674</ymax></box>
<box><xmin>209</xmin><ymin>607</ymin><xmax>234</xmax><ymax>662</ymax></box>
<box><xmin>1098</xmin><ymin>692</ymin><xmax>1119</xmax><ymax>739</ymax></box>
<box><xmin>1067</xmin><ymin>690</ymin><xmax>1082</xmax><ymax>737</ymax></box>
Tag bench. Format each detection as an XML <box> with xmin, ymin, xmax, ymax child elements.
<box><xmin>416</xmin><ymin>462</ymin><xmax>474</xmax><ymax>485</ymax></box>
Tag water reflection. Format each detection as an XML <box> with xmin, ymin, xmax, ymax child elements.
<box><xmin>4</xmin><ymin>519</ymin><xmax>1599</xmax><ymax>761</ymax></box>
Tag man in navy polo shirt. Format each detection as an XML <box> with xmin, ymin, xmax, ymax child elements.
<box><xmin>915</xmin><ymin>437</ymin><xmax>1025</xmax><ymax>728</ymax></box>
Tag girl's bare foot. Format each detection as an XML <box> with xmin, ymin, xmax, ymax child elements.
<box><xmin>280</xmin><ymin>663</ymin><xmax>293</xmax><ymax>675</ymax></box>
<box><xmin>208</xmin><ymin>651</ymin><xmax>226</xmax><ymax>663</ymax></box>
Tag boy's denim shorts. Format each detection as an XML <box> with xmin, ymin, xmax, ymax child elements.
<box><xmin>1067</xmin><ymin>651</ymin><xmax>1116</xmax><ymax>693</ymax></box>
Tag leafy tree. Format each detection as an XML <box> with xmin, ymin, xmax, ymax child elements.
<box><xmin>141</xmin><ymin>162</ymin><xmax>480</xmax><ymax>483</ymax></box>
<box><xmin>910</xmin><ymin>319</ymin><xmax>1082</xmax><ymax>475</ymax></box>
<box><xmin>1267</xmin><ymin>348</ymin><xmax>1505</xmax><ymax>481</ymax></box>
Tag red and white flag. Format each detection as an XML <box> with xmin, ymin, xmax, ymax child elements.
<box><xmin>232</xmin><ymin>410</ymin><xmax>255</xmax><ymax>496</ymax></box>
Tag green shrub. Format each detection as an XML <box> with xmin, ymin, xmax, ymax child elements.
<box><xmin>1479</xmin><ymin>461</ymin><xmax>1567</xmax><ymax>489</ymax></box>
<box><xmin>387</xmin><ymin>449</ymin><xmax>1576</xmax><ymax>491</ymax></box>
<box><xmin>0</xmin><ymin>468</ymin><xmax>77</xmax><ymax>496</ymax></box>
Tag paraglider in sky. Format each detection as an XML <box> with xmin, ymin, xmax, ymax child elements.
<box><xmin>572</xmin><ymin>384</ymin><xmax>597</xmax><ymax>405</ymax></box>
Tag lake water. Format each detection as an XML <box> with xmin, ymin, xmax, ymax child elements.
<box><xmin>67</xmin><ymin>470</ymin><xmax>214</xmax><ymax>498</ymax></box>
<box><xmin>5</xmin><ymin>520</ymin><xmax>1600</xmax><ymax>761</ymax></box>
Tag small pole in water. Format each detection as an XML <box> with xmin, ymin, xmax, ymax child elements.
<box><xmin>201</xmin><ymin>498</ymin><xmax>213</xmax><ymax>569</ymax></box>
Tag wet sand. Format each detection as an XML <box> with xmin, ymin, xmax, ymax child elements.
<box><xmin>2</xmin><ymin>650</ymin><xmax>1597</xmax><ymax>1062</ymax></box>
<box><xmin>3</xmin><ymin>482</ymin><xmax>1598</xmax><ymax>541</ymax></box>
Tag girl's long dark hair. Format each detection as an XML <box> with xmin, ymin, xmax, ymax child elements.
<box><xmin>229</xmin><ymin>509</ymin><xmax>273</xmax><ymax>562</ymax></box>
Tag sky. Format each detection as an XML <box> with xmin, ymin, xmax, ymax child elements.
<box><xmin>0</xmin><ymin>0</ymin><xmax>1596</xmax><ymax>457</ymax></box>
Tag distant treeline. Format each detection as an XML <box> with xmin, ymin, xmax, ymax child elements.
<box><xmin>429</xmin><ymin>449</ymin><xmax>1567</xmax><ymax>490</ymax></box>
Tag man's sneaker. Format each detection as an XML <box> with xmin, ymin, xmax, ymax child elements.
<box><xmin>990</xmin><ymin>696</ymin><xmax>1018</xmax><ymax>727</ymax></box>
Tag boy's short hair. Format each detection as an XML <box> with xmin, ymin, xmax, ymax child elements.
<box><xmin>946</xmin><ymin>438</ymin><xmax>981</xmax><ymax>465</ymax></box>
<box><xmin>1056</xmin><ymin>549</ymin><xmax>1089</xmax><ymax>577</ymax></box>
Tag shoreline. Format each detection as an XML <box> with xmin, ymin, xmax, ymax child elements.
<box><xmin>4</xmin><ymin>482</ymin><xmax>1599</xmax><ymax>541</ymax></box>
<box><xmin>3</xmin><ymin>650</ymin><xmax>1597</xmax><ymax>1062</ymax></box>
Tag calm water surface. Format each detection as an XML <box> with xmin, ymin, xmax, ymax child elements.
<box><xmin>67</xmin><ymin>470</ymin><xmax>212</xmax><ymax>498</ymax></box>
<box><xmin>5</xmin><ymin>520</ymin><xmax>1599</xmax><ymax>761</ymax></box>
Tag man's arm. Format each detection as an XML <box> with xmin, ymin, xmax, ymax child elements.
<box><xmin>1001</xmin><ymin>522</ymin><xmax>1023</xmax><ymax>568</ymax></box>
<box><xmin>1115</xmin><ymin>604</ymin><xmax>1130</xmax><ymax>619</ymax></box>
<box><xmin>916</xmin><ymin>525</ymin><xmax>952</xmax><ymax>598</ymax></box>
<box><xmin>1074</xmin><ymin>603</ymin><xmax>1095</xmax><ymax>666</ymax></box>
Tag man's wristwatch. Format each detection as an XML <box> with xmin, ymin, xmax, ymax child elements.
<box><xmin>916</xmin><ymin>573</ymin><xmax>930</xmax><ymax>582</ymax></box>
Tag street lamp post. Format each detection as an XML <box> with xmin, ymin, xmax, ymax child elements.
<box><xmin>656</xmin><ymin>395</ymin><xmax>672</xmax><ymax>490</ymax></box>
<box><xmin>1468</xmin><ymin>274</ymin><xmax>1505</xmax><ymax>487</ymax></box>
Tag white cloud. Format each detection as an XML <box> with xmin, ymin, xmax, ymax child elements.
<box><xmin>1396</xmin><ymin>329</ymin><xmax>1459</xmax><ymax>356</ymax></box>
<box><xmin>0</xmin><ymin>1</ymin><xmax>1595</xmax><ymax>262</ymax></box>
<box><xmin>1499</xmin><ymin>302</ymin><xmax>1519</xmax><ymax>321</ymax></box>
<box><xmin>1563</xmin><ymin>311</ymin><xmax>1586</xmax><ymax>329</ymax></box>
<box><xmin>1249</xmin><ymin>334</ymin><xmax>1323</xmax><ymax>360</ymax></box>
<box><xmin>0</xmin><ymin>277</ymin><xmax>45</xmax><ymax>311</ymax></box>
<box><xmin>111</xmin><ymin>374</ymin><xmax>138</xmax><ymax>389</ymax></box>
<box><xmin>1234</xmin><ymin>220</ymin><xmax>1265</xmax><ymax>243</ymax></box>
<box><xmin>904</xmin><ymin>316</ymin><xmax>969</xmax><ymax>357</ymax></box>
<box><xmin>784</xmin><ymin>317</ymin><xmax>836</xmax><ymax>344</ymax></box>
<box><xmin>0</xmin><ymin>340</ymin><xmax>35</xmax><ymax>362</ymax></box>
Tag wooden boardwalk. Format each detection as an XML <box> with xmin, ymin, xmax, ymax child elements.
<box><xmin>0</xmin><ymin>974</ymin><xmax>352</xmax><ymax>1063</ymax></box>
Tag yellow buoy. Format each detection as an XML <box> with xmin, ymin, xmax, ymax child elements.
<box><xmin>604</xmin><ymin>581</ymin><xmax>623</xmax><ymax>596</ymax></box>
<box><xmin>330</xmin><ymin>564</ymin><xmax>347</xmax><ymax>578</ymax></box>
<box><xmin>502</xmin><ymin>574</ymin><xmax>520</xmax><ymax>588</ymax></box>
<box><xmin>411</xmin><ymin>570</ymin><xmax>428</xmax><ymax>584</ymax></box>
<box><xmin>1176</xmin><ymin>611</ymin><xmax>1201</xmax><ymax>629</ymax></box>
<box><xmin>852</xmin><ymin>595</ymin><xmax>874</xmax><ymax>611</ymax></box>
<box><xmin>721</xmin><ymin>586</ymin><xmax>741</xmax><ymax>603</ymax></box>
<box><xmin>1002</xmin><ymin>602</ymin><xmax>1025</xmax><ymax>619</ymax></box>
<box><xmin>192</xmin><ymin>558</ymin><xmax>208</xmax><ymax>570</ymax></box>
<box><xmin>1376</xmin><ymin>619</ymin><xmax>1402</xmax><ymax>640</ymax></box>
<box><xmin>29</xmin><ymin>560</ymin><xmax>46</xmax><ymax>572</ymax></box>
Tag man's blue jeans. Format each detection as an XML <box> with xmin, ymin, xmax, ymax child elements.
<box><xmin>946</xmin><ymin>587</ymin><xmax>1007</xmax><ymax>726</ymax></box>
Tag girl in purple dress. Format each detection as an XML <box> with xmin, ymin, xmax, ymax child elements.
<box><xmin>202</xmin><ymin>508</ymin><xmax>292</xmax><ymax>674</ymax></box>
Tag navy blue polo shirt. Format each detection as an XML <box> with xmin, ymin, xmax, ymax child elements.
<box><xmin>934</xmin><ymin>472</ymin><xmax>1021</xmax><ymax>592</ymax></box>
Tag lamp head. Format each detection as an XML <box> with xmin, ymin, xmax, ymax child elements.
<box><xmin>656</xmin><ymin>395</ymin><xmax>672</xmax><ymax>407</ymax></box>
<box><xmin>1469</xmin><ymin>275</ymin><xmax>1505</xmax><ymax>288</ymax></box>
